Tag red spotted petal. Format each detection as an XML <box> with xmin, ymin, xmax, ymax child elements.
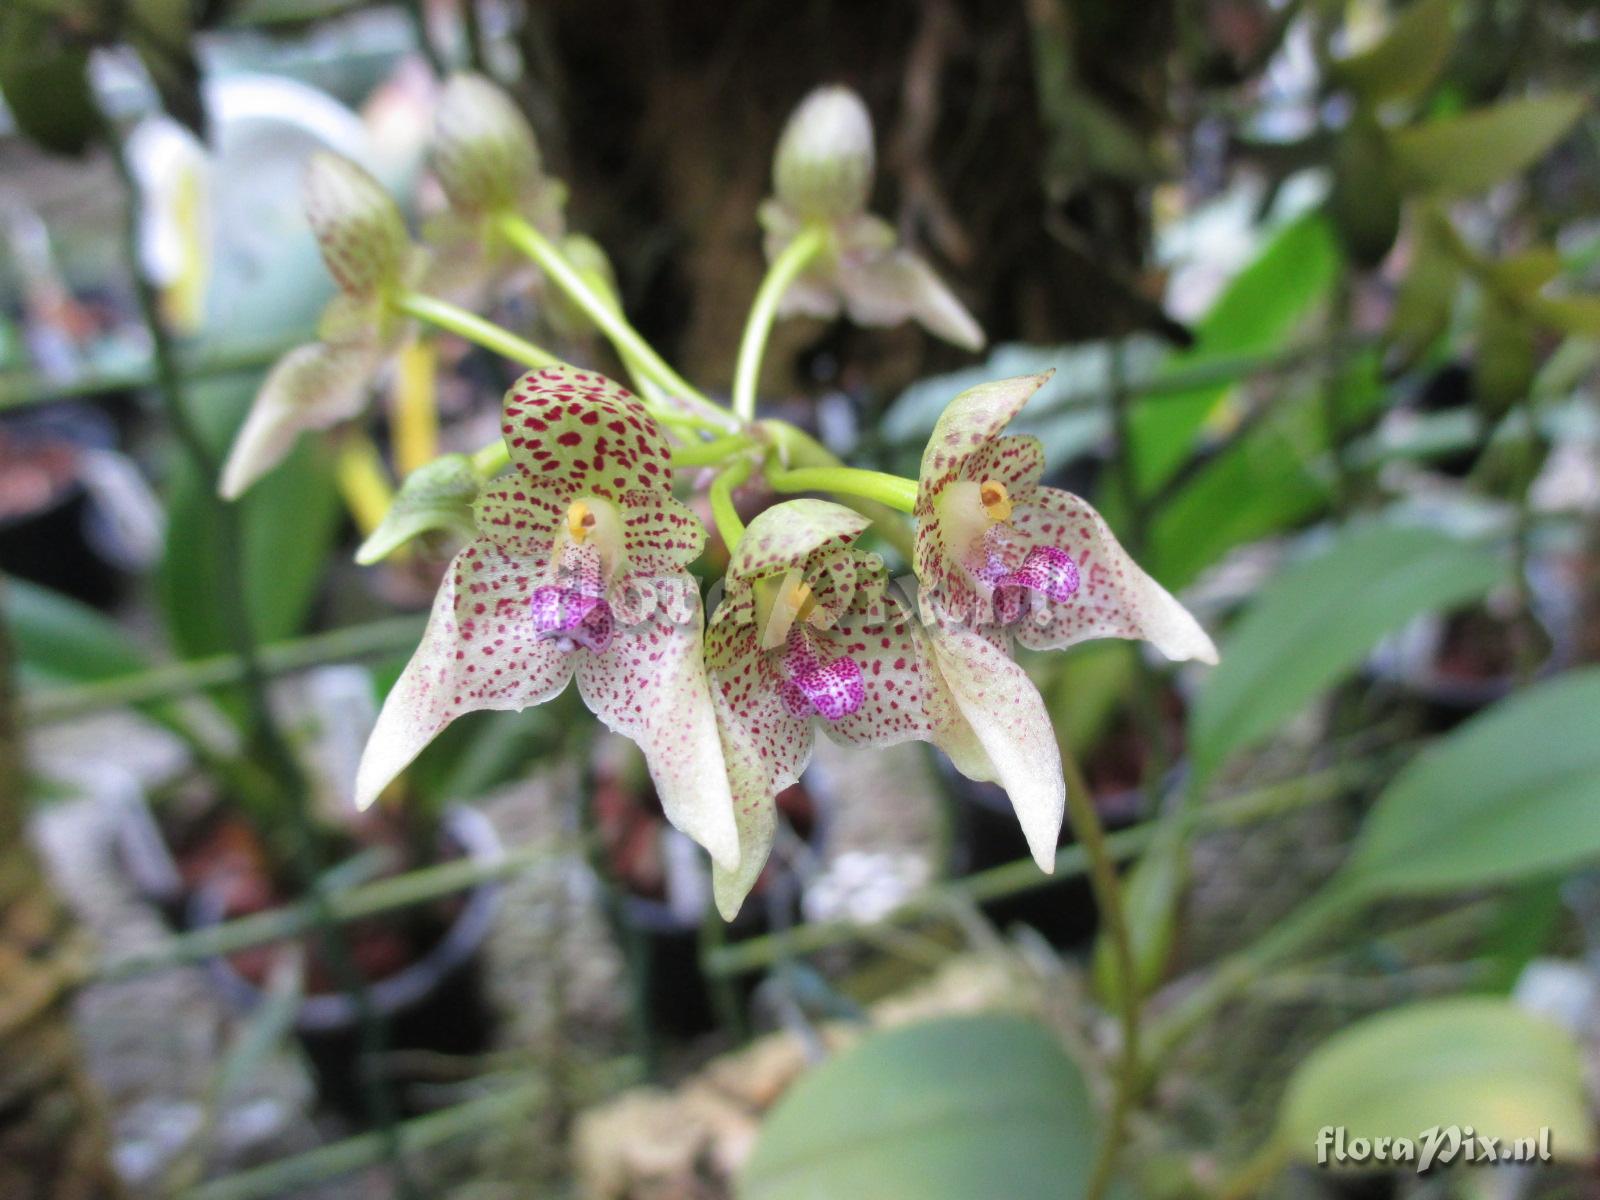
<box><xmin>500</xmin><ymin>365</ymin><xmax>674</xmax><ymax>500</ymax></box>
<box><xmin>1007</xmin><ymin>487</ymin><xmax>1218</xmax><ymax>664</ymax></box>
<box><xmin>355</xmin><ymin>539</ymin><xmax>573</xmax><ymax>809</ymax></box>
<box><xmin>577</xmin><ymin>589</ymin><xmax>739</xmax><ymax>871</ymax></box>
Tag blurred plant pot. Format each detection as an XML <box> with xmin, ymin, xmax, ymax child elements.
<box><xmin>115</xmin><ymin>794</ymin><xmax>502</xmax><ymax>1119</ymax></box>
<box><xmin>592</xmin><ymin>767</ymin><xmax>826</xmax><ymax>1040</ymax></box>
<box><xmin>1368</xmin><ymin>558</ymin><xmax>1576</xmax><ymax>725</ymax></box>
<box><xmin>0</xmin><ymin>407</ymin><xmax>125</xmax><ymax>608</ymax></box>
<box><xmin>949</xmin><ymin>681</ymin><xmax>1188</xmax><ymax>948</ymax></box>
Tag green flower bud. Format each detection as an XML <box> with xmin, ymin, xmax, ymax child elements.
<box><xmin>303</xmin><ymin>152</ymin><xmax>411</xmax><ymax>298</ymax></box>
<box><xmin>431</xmin><ymin>73</ymin><xmax>543</xmax><ymax>216</ymax></box>
<box><xmin>773</xmin><ymin>85</ymin><xmax>875</xmax><ymax>220</ymax></box>
<box><xmin>355</xmin><ymin>452</ymin><xmax>481</xmax><ymax>564</ymax></box>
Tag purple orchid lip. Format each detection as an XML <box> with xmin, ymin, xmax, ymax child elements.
<box><xmin>778</xmin><ymin>627</ymin><xmax>864</xmax><ymax>721</ymax></box>
<box><xmin>991</xmin><ymin>544</ymin><xmax>1080</xmax><ymax>625</ymax></box>
<box><xmin>529</xmin><ymin>584</ymin><xmax>615</xmax><ymax>652</ymax></box>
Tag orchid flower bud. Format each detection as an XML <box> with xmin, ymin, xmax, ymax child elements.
<box><xmin>431</xmin><ymin>73</ymin><xmax>543</xmax><ymax>216</ymax></box>
<box><xmin>303</xmin><ymin>152</ymin><xmax>411</xmax><ymax>299</ymax></box>
<box><xmin>773</xmin><ymin>85</ymin><xmax>875</xmax><ymax>220</ymax></box>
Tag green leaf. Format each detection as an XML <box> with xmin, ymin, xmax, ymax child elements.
<box><xmin>1390</xmin><ymin>94</ymin><xmax>1589</xmax><ymax>196</ymax></box>
<box><xmin>1386</xmin><ymin>208</ymin><xmax>1460</xmax><ymax>367</ymax></box>
<box><xmin>1144</xmin><ymin>349</ymin><xmax>1387</xmax><ymax>589</ymax></box>
<box><xmin>1189</xmin><ymin>524</ymin><xmax>1503</xmax><ymax>786</ymax></box>
<box><xmin>1093</xmin><ymin>822</ymin><xmax>1183</xmax><ymax>1006</ymax></box>
<box><xmin>1126</xmin><ymin>211</ymin><xmax>1342</xmax><ymax>500</ymax></box>
<box><xmin>1345</xmin><ymin>668</ymin><xmax>1600</xmax><ymax>894</ymax></box>
<box><xmin>1327</xmin><ymin>111</ymin><xmax>1401</xmax><ymax>267</ymax></box>
<box><xmin>5</xmin><ymin>579</ymin><xmax>151</xmax><ymax>685</ymax></box>
<box><xmin>740</xmin><ymin>1015</ymin><xmax>1096</xmax><ymax>1200</ymax></box>
<box><xmin>1330</xmin><ymin>0</ymin><xmax>1455</xmax><ymax>105</ymax></box>
<box><xmin>1278</xmin><ymin>998</ymin><xmax>1593</xmax><ymax>1162</ymax></box>
<box><xmin>157</xmin><ymin>375</ymin><xmax>342</xmax><ymax>658</ymax></box>
<box><xmin>1474</xmin><ymin>297</ymin><xmax>1535</xmax><ymax>416</ymax></box>
<box><xmin>1530</xmin><ymin>294</ymin><xmax>1600</xmax><ymax>336</ymax></box>
<box><xmin>0</xmin><ymin>6</ymin><xmax>99</xmax><ymax>157</ymax></box>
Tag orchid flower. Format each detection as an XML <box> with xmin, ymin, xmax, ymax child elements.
<box><xmin>220</xmin><ymin>153</ymin><xmax>419</xmax><ymax>499</ymax></box>
<box><xmin>706</xmin><ymin>499</ymin><xmax>928</xmax><ymax>917</ymax></box>
<box><xmin>911</xmin><ymin>372</ymin><xmax>1218</xmax><ymax>866</ymax></box>
<box><xmin>421</xmin><ymin>73</ymin><xmax>568</xmax><ymax>308</ymax></box>
<box><xmin>759</xmin><ymin>86</ymin><xmax>984</xmax><ymax>352</ymax></box>
<box><xmin>355</xmin><ymin>365</ymin><xmax>739</xmax><ymax>870</ymax></box>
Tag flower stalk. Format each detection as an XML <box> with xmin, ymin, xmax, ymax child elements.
<box><xmin>496</xmin><ymin>212</ymin><xmax>731</xmax><ymax>426</ymax></box>
<box><xmin>733</xmin><ymin>222</ymin><xmax>829</xmax><ymax>421</ymax></box>
<box><xmin>765</xmin><ymin>463</ymin><xmax>919</xmax><ymax>513</ymax></box>
<box><xmin>389</xmin><ymin>291</ymin><xmax>559</xmax><ymax>369</ymax></box>
<box><xmin>708</xmin><ymin>456</ymin><xmax>755</xmax><ymax>547</ymax></box>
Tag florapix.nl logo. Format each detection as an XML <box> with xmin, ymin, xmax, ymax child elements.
<box><xmin>1315</xmin><ymin>1125</ymin><xmax>1554</xmax><ymax>1172</ymax></box>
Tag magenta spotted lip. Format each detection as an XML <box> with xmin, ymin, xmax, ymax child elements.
<box><xmin>777</xmin><ymin>627</ymin><xmax>865</xmax><ymax>721</ymax></box>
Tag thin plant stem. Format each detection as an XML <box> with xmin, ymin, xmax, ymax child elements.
<box><xmin>390</xmin><ymin>292</ymin><xmax>560</xmax><ymax>369</ymax></box>
<box><xmin>709</xmin><ymin>457</ymin><xmax>755</xmax><ymax>548</ymax></box>
<box><xmin>1511</xmin><ymin>398</ymin><xmax>1542</xmax><ymax>685</ymax></box>
<box><xmin>112</xmin><ymin>126</ymin><xmax>414</xmax><ymax>1190</ymax></box>
<box><xmin>761</xmin><ymin>419</ymin><xmax>916</xmax><ymax>560</ymax></box>
<box><xmin>496</xmin><ymin>213</ymin><xmax>733</xmax><ymax>427</ymax></box>
<box><xmin>766</xmin><ymin>465</ymin><xmax>919</xmax><ymax>513</ymax></box>
<box><xmin>732</xmin><ymin>224</ymin><xmax>828</xmax><ymax>422</ymax></box>
<box><xmin>671</xmin><ymin>434</ymin><xmax>758</xmax><ymax>468</ymax></box>
<box><xmin>1063</xmin><ymin>744</ymin><xmax>1141</xmax><ymax>1200</ymax></box>
<box><xmin>1322</xmin><ymin>272</ymin><xmax>1356</xmax><ymax>519</ymax></box>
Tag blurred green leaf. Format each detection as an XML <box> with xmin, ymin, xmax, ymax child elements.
<box><xmin>1127</xmin><ymin>211</ymin><xmax>1342</xmax><ymax>498</ymax></box>
<box><xmin>1474</xmin><ymin>297</ymin><xmax>1536</xmax><ymax>415</ymax></box>
<box><xmin>1328</xmin><ymin>111</ymin><xmax>1401</xmax><ymax>267</ymax></box>
<box><xmin>1145</xmin><ymin>350</ymin><xmax>1385</xmax><ymax>588</ymax></box>
<box><xmin>1390</xmin><ymin>94</ymin><xmax>1589</xmax><ymax>196</ymax></box>
<box><xmin>1189</xmin><ymin>524</ymin><xmax>1503</xmax><ymax>786</ymax></box>
<box><xmin>1330</xmin><ymin>0</ymin><xmax>1455</xmax><ymax>105</ymax></box>
<box><xmin>740</xmin><ymin>1016</ymin><xmax>1095</xmax><ymax>1200</ymax></box>
<box><xmin>1530</xmin><ymin>295</ymin><xmax>1600</xmax><ymax>336</ymax></box>
<box><xmin>5</xmin><ymin>579</ymin><xmax>151</xmax><ymax>684</ymax></box>
<box><xmin>0</xmin><ymin>6</ymin><xmax>98</xmax><ymax>157</ymax></box>
<box><xmin>1093</xmin><ymin>822</ymin><xmax>1183</xmax><ymax>1007</ymax></box>
<box><xmin>1278</xmin><ymin>998</ymin><xmax>1593</xmax><ymax>1162</ymax></box>
<box><xmin>1386</xmin><ymin>208</ymin><xmax>1460</xmax><ymax>367</ymax></box>
<box><xmin>158</xmin><ymin>376</ymin><xmax>342</xmax><ymax>658</ymax></box>
<box><xmin>1344</xmin><ymin>668</ymin><xmax>1600</xmax><ymax>894</ymax></box>
<box><xmin>130</xmin><ymin>0</ymin><xmax>206</xmax><ymax>139</ymax></box>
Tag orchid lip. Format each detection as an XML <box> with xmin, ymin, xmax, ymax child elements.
<box><xmin>778</xmin><ymin>627</ymin><xmax>864</xmax><ymax>721</ymax></box>
<box><xmin>990</xmin><ymin>544</ymin><xmax>1081</xmax><ymax>625</ymax></box>
<box><xmin>529</xmin><ymin>584</ymin><xmax>615</xmax><ymax>652</ymax></box>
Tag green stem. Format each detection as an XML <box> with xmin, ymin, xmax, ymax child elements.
<box><xmin>709</xmin><ymin>458</ymin><xmax>755</xmax><ymax>547</ymax></box>
<box><xmin>766</xmin><ymin>464</ymin><xmax>919</xmax><ymax>513</ymax></box>
<box><xmin>25</xmin><ymin>616</ymin><xmax>427</xmax><ymax>725</ymax></box>
<box><xmin>1063</xmin><ymin>748</ymin><xmax>1140</xmax><ymax>1200</ymax></box>
<box><xmin>732</xmin><ymin>223</ymin><xmax>829</xmax><ymax>422</ymax></box>
<box><xmin>390</xmin><ymin>292</ymin><xmax>560</xmax><ymax>368</ymax></box>
<box><xmin>1142</xmin><ymin>877</ymin><xmax>1368</xmax><ymax>1068</ymax></box>
<box><xmin>469</xmin><ymin>438</ymin><xmax>510</xmax><ymax>479</ymax></box>
<box><xmin>671</xmin><ymin>434</ymin><xmax>757</xmax><ymax>468</ymax></box>
<box><xmin>496</xmin><ymin>213</ymin><xmax>731</xmax><ymax>427</ymax></box>
<box><xmin>98</xmin><ymin>839</ymin><xmax>576</xmax><ymax>983</ymax></box>
<box><xmin>706</xmin><ymin>763</ymin><xmax>1357</xmax><ymax>977</ymax></box>
<box><xmin>762</xmin><ymin>419</ymin><xmax>915</xmax><ymax>560</ymax></box>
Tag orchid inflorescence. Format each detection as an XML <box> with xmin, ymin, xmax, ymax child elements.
<box><xmin>223</xmin><ymin>75</ymin><xmax>1218</xmax><ymax>918</ymax></box>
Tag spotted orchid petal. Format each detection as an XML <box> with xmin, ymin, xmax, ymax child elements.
<box><xmin>357</xmin><ymin>365</ymin><xmax>737</xmax><ymax>870</ymax></box>
<box><xmin>431</xmin><ymin>73</ymin><xmax>548</xmax><ymax>217</ymax></box>
<box><xmin>914</xmin><ymin>372</ymin><xmax>1217</xmax><ymax>664</ymax></box>
<box><xmin>707</xmin><ymin>499</ymin><xmax>910</xmax><ymax>917</ymax></box>
<box><xmin>923</xmin><ymin>622</ymin><xmax>1065</xmax><ymax>871</ymax></box>
<box><xmin>303</xmin><ymin>152</ymin><xmax>411</xmax><ymax>300</ymax></box>
<box><xmin>219</xmin><ymin>339</ymin><xmax>379</xmax><ymax>500</ymax></box>
<box><xmin>355</xmin><ymin>540</ymin><xmax>574</xmax><ymax>811</ymax></box>
<box><xmin>837</xmin><ymin>248</ymin><xmax>985</xmax><ymax>352</ymax></box>
<box><xmin>579</xmin><ymin>594</ymin><xmax>739</xmax><ymax>872</ymax></box>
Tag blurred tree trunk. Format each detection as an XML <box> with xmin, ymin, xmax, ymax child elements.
<box><xmin>0</xmin><ymin>584</ymin><xmax>122</xmax><ymax>1200</ymax></box>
